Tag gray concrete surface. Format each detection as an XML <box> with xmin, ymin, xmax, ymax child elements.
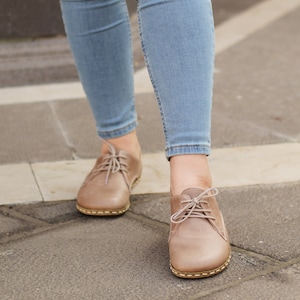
<box><xmin>212</xmin><ymin>8</ymin><xmax>300</xmax><ymax>148</ymax></box>
<box><xmin>0</xmin><ymin>1</ymin><xmax>300</xmax><ymax>299</ymax></box>
<box><xmin>0</xmin><ymin>0</ymin><xmax>137</xmax><ymax>39</ymax></box>
<box><xmin>0</xmin><ymin>0</ymin><xmax>64</xmax><ymax>38</ymax></box>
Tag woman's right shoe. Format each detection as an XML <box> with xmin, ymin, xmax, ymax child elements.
<box><xmin>76</xmin><ymin>144</ymin><xmax>142</xmax><ymax>216</ymax></box>
<box><xmin>169</xmin><ymin>187</ymin><xmax>231</xmax><ymax>278</ymax></box>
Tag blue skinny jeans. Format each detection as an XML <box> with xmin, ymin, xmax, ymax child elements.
<box><xmin>60</xmin><ymin>0</ymin><xmax>215</xmax><ymax>158</ymax></box>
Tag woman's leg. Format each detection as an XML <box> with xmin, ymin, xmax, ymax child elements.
<box><xmin>60</xmin><ymin>0</ymin><xmax>140</xmax><ymax>157</ymax></box>
<box><xmin>137</xmin><ymin>0</ymin><xmax>214</xmax><ymax>193</ymax></box>
<box><xmin>60</xmin><ymin>0</ymin><xmax>142</xmax><ymax>216</ymax></box>
<box><xmin>138</xmin><ymin>0</ymin><xmax>230</xmax><ymax>278</ymax></box>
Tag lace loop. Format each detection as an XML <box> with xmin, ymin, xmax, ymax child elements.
<box><xmin>93</xmin><ymin>139</ymin><xmax>128</xmax><ymax>184</ymax></box>
<box><xmin>170</xmin><ymin>187</ymin><xmax>218</xmax><ymax>224</ymax></box>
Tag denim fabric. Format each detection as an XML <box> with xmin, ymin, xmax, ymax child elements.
<box><xmin>60</xmin><ymin>0</ymin><xmax>215</xmax><ymax>158</ymax></box>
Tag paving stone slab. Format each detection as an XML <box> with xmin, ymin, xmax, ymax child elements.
<box><xmin>131</xmin><ymin>182</ymin><xmax>300</xmax><ymax>261</ymax></box>
<box><xmin>0</xmin><ymin>214</ymin><xmax>274</xmax><ymax>300</ymax></box>
<box><xmin>211</xmin><ymin>0</ymin><xmax>264</xmax><ymax>26</ymax></box>
<box><xmin>0</xmin><ymin>102</ymin><xmax>72</xmax><ymax>164</ymax></box>
<box><xmin>14</xmin><ymin>200</ymin><xmax>81</xmax><ymax>224</ymax></box>
<box><xmin>0</xmin><ymin>0</ymin><xmax>64</xmax><ymax>39</ymax></box>
<box><xmin>213</xmin><ymin>8</ymin><xmax>300</xmax><ymax>147</ymax></box>
<box><xmin>31</xmin><ymin>159</ymin><xmax>94</xmax><ymax>202</ymax></box>
<box><xmin>220</xmin><ymin>183</ymin><xmax>300</xmax><ymax>261</ymax></box>
<box><xmin>0</xmin><ymin>37</ymin><xmax>78</xmax><ymax>88</ymax></box>
<box><xmin>0</xmin><ymin>66</ymin><xmax>79</xmax><ymax>89</ymax></box>
<box><xmin>51</xmin><ymin>99</ymin><xmax>100</xmax><ymax>159</ymax></box>
<box><xmin>0</xmin><ymin>163</ymin><xmax>42</xmax><ymax>205</ymax></box>
<box><xmin>0</xmin><ymin>212</ymin><xmax>34</xmax><ymax>239</ymax></box>
<box><xmin>131</xmin><ymin>193</ymin><xmax>170</xmax><ymax>224</ymax></box>
<box><xmin>211</xmin><ymin>109</ymin><xmax>285</xmax><ymax>148</ymax></box>
<box><xmin>204</xmin><ymin>263</ymin><xmax>300</xmax><ymax>300</ymax></box>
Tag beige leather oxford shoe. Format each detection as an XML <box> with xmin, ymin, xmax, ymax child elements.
<box><xmin>76</xmin><ymin>144</ymin><xmax>142</xmax><ymax>216</ymax></box>
<box><xmin>169</xmin><ymin>188</ymin><xmax>231</xmax><ymax>278</ymax></box>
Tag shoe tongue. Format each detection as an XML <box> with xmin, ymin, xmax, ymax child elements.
<box><xmin>181</xmin><ymin>188</ymin><xmax>205</xmax><ymax>198</ymax></box>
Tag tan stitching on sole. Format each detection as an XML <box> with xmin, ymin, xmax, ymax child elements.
<box><xmin>170</xmin><ymin>253</ymin><xmax>231</xmax><ymax>279</ymax></box>
<box><xmin>131</xmin><ymin>176</ymin><xmax>141</xmax><ymax>190</ymax></box>
<box><xmin>76</xmin><ymin>202</ymin><xmax>130</xmax><ymax>216</ymax></box>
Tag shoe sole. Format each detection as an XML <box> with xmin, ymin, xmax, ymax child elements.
<box><xmin>76</xmin><ymin>176</ymin><xmax>141</xmax><ymax>216</ymax></box>
<box><xmin>170</xmin><ymin>252</ymin><xmax>231</xmax><ymax>279</ymax></box>
<box><xmin>76</xmin><ymin>202</ymin><xmax>130</xmax><ymax>216</ymax></box>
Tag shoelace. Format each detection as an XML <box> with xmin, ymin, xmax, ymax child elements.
<box><xmin>170</xmin><ymin>187</ymin><xmax>218</xmax><ymax>224</ymax></box>
<box><xmin>93</xmin><ymin>140</ymin><xmax>128</xmax><ymax>185</ymax></box>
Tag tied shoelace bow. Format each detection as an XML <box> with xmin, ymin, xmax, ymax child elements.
<box><xmin>170</xmin><ymin>187</ymin><xmax>219</xmax><ymax>224</ymax></box>
<box><xmin>93</xmin><ymin>141</ymin><xmax>128</xmax><ymax>185</ymax></box>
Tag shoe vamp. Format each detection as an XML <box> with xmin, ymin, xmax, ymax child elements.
<box><xmin>170</xmin><ymin>219</ymin><xmax>230</xmax><ymax>271</ymax></box>
<box><xmin>77</xmin><ymin>173</ymin><xmax>129</xmax><ymax>209</ymax></box>
<box><xmin>173</xmin><ymin>217</ymin><xmax>221</xmax><ymax>241</ymax></box>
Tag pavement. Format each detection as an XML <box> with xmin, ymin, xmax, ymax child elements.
<box><xmin>1</xmin><ymin>0</ymin><xmax>300</xmax><ymax>299</ymax></box>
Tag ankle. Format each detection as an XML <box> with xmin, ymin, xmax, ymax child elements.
<box><xmin>101</xmin><ymin>131</ymin><xmax>141</xmax><ymax>159</ymax></box>
<box><xmin>170</xmin><ymin>154</ymin><xmax>212</xmax><ymax>195</ymax></box>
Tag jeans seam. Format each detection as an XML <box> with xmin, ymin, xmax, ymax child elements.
<box><xmin>137</xmin><ymin>3</ymin><xmax>169</xmax><ymax>150</ymax></box>
<box><xmin>122</xmin><ymin>0</ymin><xmax>138</xmax><ymax>133</ymax></box>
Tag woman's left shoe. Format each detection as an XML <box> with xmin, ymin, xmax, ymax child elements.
<box><xmin>169</xmin><ymin>187</ymin><xmax>231</xmax><ymax>278</ymax></box>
